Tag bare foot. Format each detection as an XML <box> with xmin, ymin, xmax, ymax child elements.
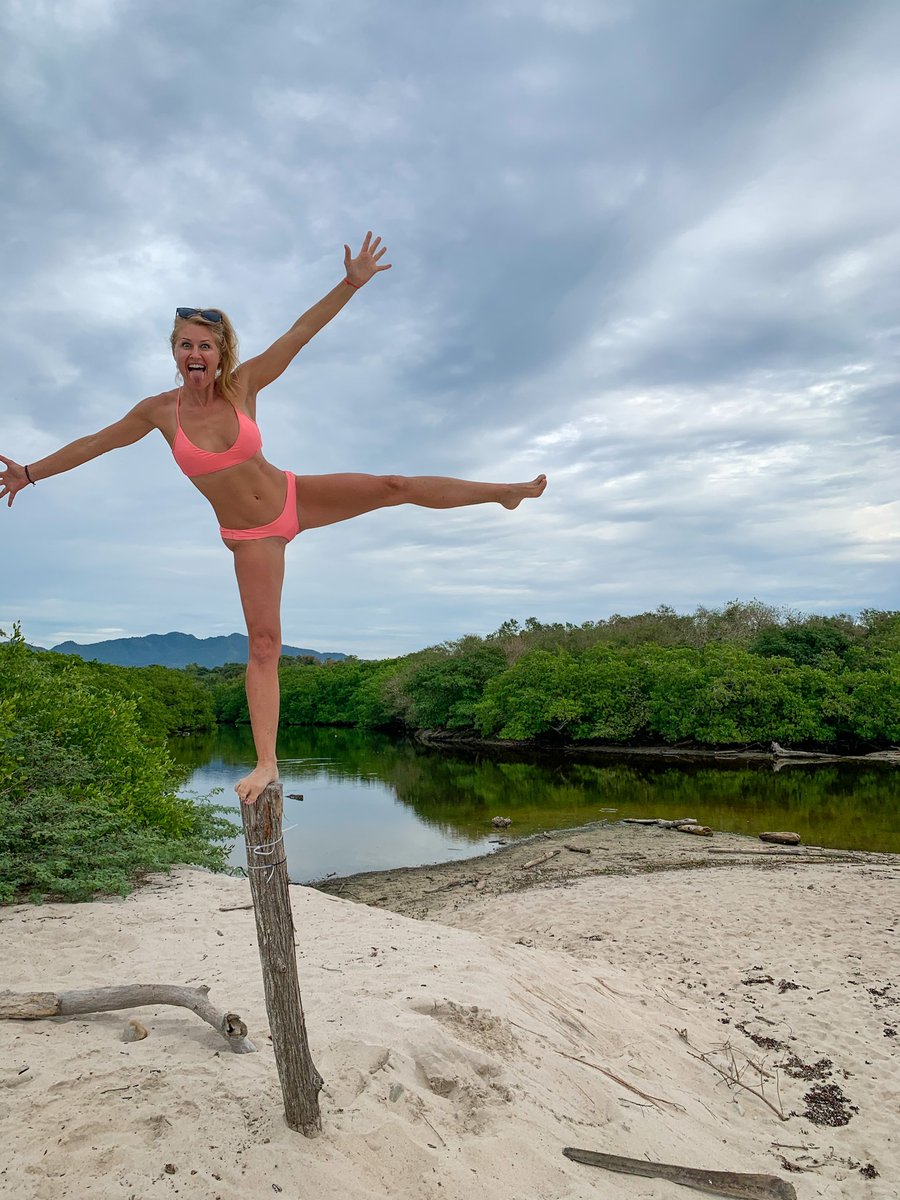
<box><xmin>501</xmin><ymin>474</ymin><xmax>548</xmax><ymax>510</ymax></box>
<box><xmin>235</xmin><ymin>762</ymin><xmax>279</xmax><ymax>805</ymax></box>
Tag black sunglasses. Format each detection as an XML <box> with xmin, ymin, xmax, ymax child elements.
<box><xmin>176</xmin><ymin>307</ymin><xmax>223</xmax><ymax>323</ymax></box>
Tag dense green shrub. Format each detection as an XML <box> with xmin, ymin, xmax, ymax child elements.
<box><xmin>752</xmin><ymin>617</ymin><xmax>856</xmax><ymax>667</ymax></box>
<box><xmin>841</xmin><ymin>661</ymin><xmax>900</xmax><ymax>742</ymax></box>
<box><xmin>845</xmin><ymin>611</ymin><xmax>900</xmax><ymax>670</ymax></box>
<box><xmin>36</xmin><ymin>655</ymin><xmax>216</xmax><ymax>741</ymax></box>
<box><xmin>0</xmin><ymin>629</ymin><xmax>237</xmax><ymax>902</ymax></box>
<box><xmin>640</xmin><ymin>644</ymin><xmax>842</xmax><ymax>745</ymax></box>
<box><xmin>475</xmin><ymin>647</ymin><xmax>649</xmax><ymax>740</ymax></box>
<box><xmin>199</xmin><ymin>604</ymin><xmax>900</xmax><ymax>750</ymax></box>
<box><xmin>209</xmin><ymin>655</ymin><xmax>413</xmax><ymax>729</ymax></box>
<box><xmin>404</xmin><ymin>640</ymin><xmax>507</xmax><ymax>729</ymax></box>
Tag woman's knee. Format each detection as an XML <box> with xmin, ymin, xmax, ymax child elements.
<box><xmin>246</xmin><ymin>628</ymin><xmax>281</xmax><ymax>667</ymax></box>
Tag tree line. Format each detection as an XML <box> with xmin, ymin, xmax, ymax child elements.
<box><xmin>200</xmin><ymin>602</ymin><xmax>900</xmax><ymax>751</ymax></box>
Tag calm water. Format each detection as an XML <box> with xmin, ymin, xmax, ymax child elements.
<box><xmin>170</xmin><ymin>726</ymin><xmax>900</xmax><ymax>883</ymax></box>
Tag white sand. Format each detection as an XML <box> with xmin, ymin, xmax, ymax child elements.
<box><xmin>1</xmin><ymin>861</ymin><xmax>897</xmax><ymax>1199</ymax></box>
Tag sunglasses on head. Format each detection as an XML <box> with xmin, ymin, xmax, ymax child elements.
<box><xmin>176</xmin><ymin>307</ymin><xmax>223</xmax><ymax>323</ymax></box>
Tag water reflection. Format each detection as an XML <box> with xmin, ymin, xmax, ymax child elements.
<box><xmin>170</xmin><ymin>726</ymin><xmax>900</xmax><ymax>882</ymax></box>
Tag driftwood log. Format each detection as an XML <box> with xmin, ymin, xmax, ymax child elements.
<box><xmin>563</xmin><ymin>1148</ymin><xmax>797</xmax><ymax>1200</ymax></box>
<box><xmin>759</xmin><ymin>832</ymin><xmax>802</xmax><ymax>845</ymax></box>
<box><xmin>0</xmin><ymin>984</ymin><xmax>256</xmax><ymax>1053</ymax></box>
<box><xmin>520</xmin><ymin>848</ymin><xmax>561</xmax><ymax>870</ymax></box>
<box><xmin>241</xmin><ymin>781</ymin><xmax>322</xmax><ymax>1136</ymax></box>
<box><xmin>623</xmin><ymin>818</ymin><xmax>697</xmax><ymax>828</ymax></box>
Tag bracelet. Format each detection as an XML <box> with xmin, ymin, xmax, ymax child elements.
<box><xmin>24</xmin><ymin>464</ymin><xmax>35</xmax><ymax>485</ymax></box>
<box><xmin>344</xmin><ymin>277</ymin><xmax>363</xmax><ymax>289</ymax></box>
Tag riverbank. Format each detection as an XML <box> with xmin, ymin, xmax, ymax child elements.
<box><xmin>414</xmin><ymin>727</ymin><xmax>900</xmax><ymax>767</ymax></box>
<box><xmin>311</xmin><ymin>819</ymin><xmax>897</xmax><ymax>917</ymax></box>
<box><xmin>2</xmin><ymin>832</ymin><xmax>897</xmax><ymax>1198</ymax></box>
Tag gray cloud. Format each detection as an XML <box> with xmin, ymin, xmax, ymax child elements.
<box><xmin>2</xmin><ymin>0</ymin><xmax>898</xmax><ymax>656</ymax></box>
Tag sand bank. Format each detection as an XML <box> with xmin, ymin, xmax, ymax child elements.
<box><xmin>1</xmin><ymin>831</ymin><xmax>897</xmax><ymax>1199</ymax></box>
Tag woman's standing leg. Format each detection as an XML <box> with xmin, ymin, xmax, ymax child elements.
<box><xmin>227</xmin><ymin>537</ymin><xmax>287</xmax><ymax>804</ymax></box>
<box><xmin>295</xmin><ymin>472</ymin><xmax>547</xmax><ymax>529</ymax></box>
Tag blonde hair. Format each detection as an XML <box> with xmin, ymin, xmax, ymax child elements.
<box><xmin>170</xmin><ymin>309</ymin><xmax>241</xmax><ymax>403</ymax></box>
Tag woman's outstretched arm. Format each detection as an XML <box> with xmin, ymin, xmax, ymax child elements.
<box><xmin>0</xmin><ymin>399</ymin><xmax>157</xmax><ymax>507</ymax></box>
<box><xmin>240</xmin><ymin>232</ymin><xmax>391</xmax><ymax>395</ymax></box>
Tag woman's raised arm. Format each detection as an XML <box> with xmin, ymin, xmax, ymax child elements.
<box><xmin>240</xmin><ymin>232</ymin><xmax>391</xmax><ymax>395</ymax></box>
<box><xmin>1</xmin><ymin>399</ymin><xmax>157</xmax><ymax>508</ymax></box>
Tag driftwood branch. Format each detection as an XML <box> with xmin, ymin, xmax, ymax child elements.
<box><xmin>563</xmin><ymin>1147</ymin><xmax>797</xmax><ymax>1200</ymax></box>
<box><xmin>622</xmin><ymin>817</ymin><xmax>696</xmax><ymax>827</ymax></box>
<box><xmin>520</xmin><ymin>848</ymin><xmax>561</xmax><ymax>870</ymax></box>
<box><xmin>0</xmin><ymin>984</ymin><xmax>256</xmax><ymax>1053</ymax></box>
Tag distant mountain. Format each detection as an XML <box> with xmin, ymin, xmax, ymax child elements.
<box><xmin>49</xmin><ymin>631</ymin><xmax>346</xmax><ymax>669</ymax></box>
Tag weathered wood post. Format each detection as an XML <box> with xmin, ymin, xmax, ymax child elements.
<box><xmin>241</xmin><ymin>780</ymin><xmax>322</xmax><ymax>1135</ymax></box>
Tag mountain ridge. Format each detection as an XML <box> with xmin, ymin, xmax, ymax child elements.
<box><xmin>49</xmin><ymin>631</ymin><xmax>346</xmax><ymax>668</ymax></box>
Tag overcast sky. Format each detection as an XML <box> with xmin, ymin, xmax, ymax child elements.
<box><xmin>1</xmin><ymin>0</ymin><xmax>897</xmax><ymax>659</ymax></box>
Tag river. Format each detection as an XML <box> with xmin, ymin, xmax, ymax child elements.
<box><xmin>170</xmin><ymin>725</ymin><xmax>900</xmax><ymax>883</ymax></box>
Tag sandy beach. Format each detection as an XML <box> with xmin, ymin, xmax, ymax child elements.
<box><xmin>1</xmin><ymin>825</ymin><xmax>898</xmax><ymax>1199</ymax></box>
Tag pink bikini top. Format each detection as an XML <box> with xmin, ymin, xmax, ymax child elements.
<box><xmin>171</xmin><ymin>389</ymin><xmax>263</xmax><ymax>478</ymax></box>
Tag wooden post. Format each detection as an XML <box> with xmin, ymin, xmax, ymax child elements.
<box><xmin>241</xmin><ymin>781</ymin><xmax>322</xmax><ymax>1135</ymax></box>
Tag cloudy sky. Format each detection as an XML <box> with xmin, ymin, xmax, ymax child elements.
<box><xmin>1</xmin><ymin>0</ymin><xmax>897</xmax><ymax>659</ymax></box>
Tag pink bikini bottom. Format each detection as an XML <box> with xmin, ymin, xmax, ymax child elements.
<box><xmin>219</xmin><ymin>471</ymin><xmax>301</xmax><ymax>544</ymax></box>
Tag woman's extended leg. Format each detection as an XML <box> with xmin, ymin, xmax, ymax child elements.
<box><xmin>295</xmin><ymin>472</ymin><xmax>546</xmax><ymax>529</ymax></box>
<box><xmin>228</xmin><ymin>537</ymin><xmax>287</xmax><ymax>804</ymax></box>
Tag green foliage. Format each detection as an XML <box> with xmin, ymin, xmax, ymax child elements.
<box><xmin>846</xmin><ymin>611</ymin><xmax>900</xmax><ymax>669</ymax></box>
<box><xmin>207</xmin><ymin>655</ymin><xmax>411</xmax><ymax>729</ymax></box>
<box><xmin>203</xmin><ymin>604</ymin><xmax>900</xmax><ymax>751</ymax></box>
<box><xmin>350</xmin><ymin>660</ymin><xmax>406</xmax><ymax>727</ymax></box>
<box><xmin>475</xmin><ymin>647</ymin><xmax>649</xmax><ymax>741</ymax></box>
<box><xmin>404</xmin><ymin>640</ymin><xmax>507</xmax><ymax>728</ymax></box>
<box><xmin>35</xmin><ymin>654</ymin><xmax>216</xmax><ymax>741</ymax></box>
<box><xmin>639</xmin><ymin>644</ymin><xmax>842</xmax><ymax>745</ymax></box>
<box><xmin>841</xmin><ymin>660</ymin><xmax>900</xmax><ymax>742</ymax></box>
<box><xmin>752</xmin><ymin>617</ymin><xmax>856</xmax><ymax>667</ymax></box>
<box><xmin>0</xmin><ymin>627</ymin><xmax>238</xmax><ymax>903</ymax></box>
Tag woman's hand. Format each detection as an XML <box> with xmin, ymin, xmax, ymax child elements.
<box><xmin>0</xmin><ymin>457</ymin><xmax>31</xmax><ymax>507</ymax></box>
<box><xmin>344</xmin><ymin>231</ymin><xmax>392</xmax><ymax>288</ymax></box>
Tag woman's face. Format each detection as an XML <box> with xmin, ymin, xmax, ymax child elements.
<box><xmin>173</xmin><ymin>322</ymin><xmax>221</xmax><ymax>388</ymax></box>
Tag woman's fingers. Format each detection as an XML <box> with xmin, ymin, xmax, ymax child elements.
<box><xmin>345</xmin><ymin>233</ymin><xmax>391</xmax><ymax>280</ymax></box>
<box><xmin>0</xmin><ymin>458</ymin><xmax>26</xmax><ymax>506</ymax></box>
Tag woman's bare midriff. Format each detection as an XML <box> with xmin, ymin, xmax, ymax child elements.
<box><xmin>190</xmin><ymin>456</ymin><xmax>289</xmax><ymax>529</ymax></box>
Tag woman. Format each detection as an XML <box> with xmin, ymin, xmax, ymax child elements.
<box><xmin>1</xmin><ymin>233</ymin><xmax>547</xmax><ymax>804</ymax></box>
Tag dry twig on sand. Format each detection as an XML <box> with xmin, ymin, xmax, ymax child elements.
<box><xmin>677</xmin><ymin>1029</ymin><xmax>787</xmax><ymax>1121</ymax></box>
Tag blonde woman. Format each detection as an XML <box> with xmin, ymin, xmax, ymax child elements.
<box><xmin>1</xmin><ymin>233</ymin><xmax>547</xmax><ymax>803</ymax></box>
